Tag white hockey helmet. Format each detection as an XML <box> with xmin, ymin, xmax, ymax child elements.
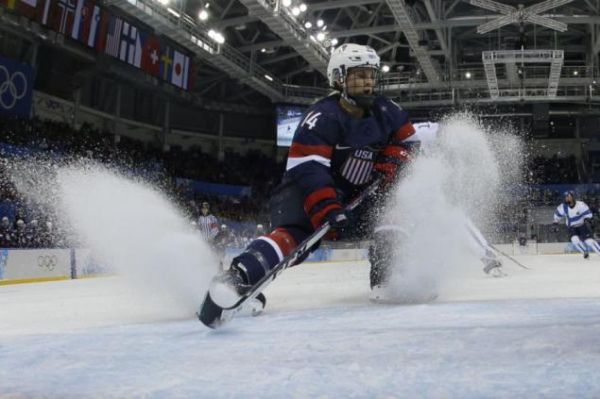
<box><xmin>327</xmin><ymin>43</ymin><xmax>380</xmax><ymax>88</ymax></box>
<box><xmin>327</xmin><ymin>43</ymin><xmax>380</xmax><ymax>108</ymax></box>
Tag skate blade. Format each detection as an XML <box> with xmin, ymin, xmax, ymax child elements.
<box><xmin>237</xmin><ymin>293</ymin><xmax>267</xmax><ymax>318</ymax></box>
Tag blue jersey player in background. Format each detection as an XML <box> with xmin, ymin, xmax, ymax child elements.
<box><xmin>205</xmin><ymin>43</ymin><xmax>416</xmax><ymax>312</ymax></box>
<box><xmin>553</xmin><ymin>190</ymin><xmax>600</xmax><ymax>258</ymax></box>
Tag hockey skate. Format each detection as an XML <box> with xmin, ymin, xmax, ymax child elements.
<box><xmin>584</xmin><ymin>251</ymin><xmax>590</xmax><ymax>259</ymax></box>
<box><xmin>198</xmin><ymin>267</ymin><xmax>266</xmax><ymax>328</ymax></box>
<box><xmin>483</xmin><ymin>258</ymin><xmax>505</xmax><ymax>277</ymax></box>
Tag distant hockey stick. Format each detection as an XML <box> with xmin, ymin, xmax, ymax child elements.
<box><xmin>198</xmin><ymin>178</ymin><xmax>382</xmax><ymax>328</ymax></box>
<box><xmin>490</xmin><ymin>244</ymin><xmax>532</xmax><ymax>270</ymax></box>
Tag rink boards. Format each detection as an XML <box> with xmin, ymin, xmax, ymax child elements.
<box><xmin>0</xmin><ymin>242</ymin><xmax>589</xmax><ymax>285</ymax></box>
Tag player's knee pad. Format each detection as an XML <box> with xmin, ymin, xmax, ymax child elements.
<box><xmin>232</xmin><ymin>228</ymin><xmax>299</xmax><ymax>285</ymax></box>
<box><xmin>369</xmin><ymin>227</ymin><xmax>403</xmax><ymax>288</ymax></box>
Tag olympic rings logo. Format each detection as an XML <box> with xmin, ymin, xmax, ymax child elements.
<box><xmin>0</xmin><ymin>65</ymin><xmax>28</xmax><ymax>110</ymax></box>
<box><xmin>37</xmin><ymin>255</ymin><xmax>57</xmax><ymax>271</ymax></box>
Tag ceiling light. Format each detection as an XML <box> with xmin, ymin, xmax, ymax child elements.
<box><xmin>331</xmin><ymin>38</ymin><xmax>338</xmax><ymax>46</ymax></box>
<box><xmin>167</xmin><ymin>7</ymin><xmax>180</xmax><ymax>17</ymax></box>
<box><xmin>291</xmin><ymin>6</ymin><xmax>300</xmax><ymax>16</ymax></box>
<box><xmin>304</xmin><ymin>21</ymin><xmax>312</xmax><ymax>29</ymax></box>
<box><xmin>382</xmin><ymin>65</ymin><xmax>390</xmax><ymax>73</ymax></box>
<box><xmin>465</xmin><ymin>71</ymin><xmax>472</xmax><ymax>79</ymax></box>
<box><xmin>316</xmin><ymin>19</ymin><xmax>324</xmax><ymax>27</ymax></box>
<box><xmin>281</xmin><ymin>0</ymin><xmax>291</xmax><ymax>7</ymax></box>
<box><xmin>208</xmin><ymin>30</ymin><xmax>225</xmax><ymax>44</ymax></box>
<box><xmin>299</xmin><ymin>3</ymin><xmax>307</xmax><ymax>12</ymax></box>
<box><xmin>198</xmin><ymin>9</ymin><xmax>208</xmax><ymax>20</ymax></box>
<box><xmin>573</xmin><ymin>70</ymin><xmax>579</xmax><ymax>76</ymax></box>
<box><xmin>316</xmin><ymin>32</ymin><xmax>325</xmax><ymax>41</ymax></box>
<box><xmin>264</xmin><ymin>74</ymin><xmax>274</xmax><ymax>81</ymax></box>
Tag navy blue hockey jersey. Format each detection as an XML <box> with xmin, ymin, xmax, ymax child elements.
<box><xmin>283</xmin><ymin>94</ymin><xmax>414</xmax><ymax>228</ymax></box>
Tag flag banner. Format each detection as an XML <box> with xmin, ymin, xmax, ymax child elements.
<box><xmin>159</xmin><ymin>45</ymin><xmax>173</xmax><ymax>82</ymax></box>
<box><xmin>0</xmin><ymin>56</ymin><xmax>34</xmax><ymax>117</ymax></box>
<box><xmin>171</xmin><ymin>49</ymin><xmax>189</xmax><ymax>90</ymax></box>
<box><xmin>140</xmin><ymin>32</ymin><xmax>161</xmax><ymax>77</ymax></box>
<box><xmin>46</xmin><ymin>0</ymin><xmax>78</xmax><ymax>34</ymax></box>
<box><xmin>104</xmin><ymin>15</ymin><xmax>122</xmax><ymax>57</ymax></box>
<box><xmin>71</xmin><ymin>0</ymin><xmax>104</xmax><ymax>48</ymax></box>
<box><xmin>119</xmin><ymin>21</ymin><xmax>142</xmax><ymax>67</ymax></box>
<box><xmin>7</xmin><ymin>0</ymin><xmax>193</xmax><ymax>91</ymax></box>
<box><xmin>0</xmin><ymin>0</ymin><xmax>16</xmax><ymax>10</ymax></box>
<box><xmin>16</xmin><ymin>0</ymin><xmax>39</xmax><ymax>19</ymax></box>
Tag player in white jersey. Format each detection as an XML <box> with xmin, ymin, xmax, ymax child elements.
<box><xmin>553</xmin><ymin>191</ymin><xmax>600</xmax><ymax>258</ymax></box>
<box><xmin>197</xmin><ymin>202</ymin><xmax>220</xmax><ymax>243</ymax></box>
<box><xmin>406</xmin><ymin>121</ymin><xmax>503</xmax><ymax>276</ymax></box>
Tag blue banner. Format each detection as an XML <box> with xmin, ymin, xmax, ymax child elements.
<box><xmin>0</xmin><ymin>56</ymin><xmax>33</xmax><ymax>117</ymax></box>
<box><xmin>176</xmin><ymin>178</ymin><xmax>252</xmax><ymax>197</ymax></box>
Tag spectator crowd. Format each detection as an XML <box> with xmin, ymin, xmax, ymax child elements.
<box><xmin>0</xmin><ymin>116</ymin><xmax>281</xmax><ymax>248</ymax></box>
<box><xmin>0</xmin><ymin>115</ymin><xmax>595</xmax><ymax>249</ymax></box>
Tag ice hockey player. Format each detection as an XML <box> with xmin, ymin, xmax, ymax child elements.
<box><xmin>407</xmin><ymin>121</ymin><xmax>504</xmax><ymax>276</ymax></box>
<box><xmin>204</xmin><ymin>43</ymin><xmax>415</xmax><ymax>310</ymax></box>
<box><xmin>553</xmin><ymin>190</ymin><xmax>600</xmax><ymax>258</ymax></box>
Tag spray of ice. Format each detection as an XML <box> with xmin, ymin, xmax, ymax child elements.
<box><xmin>382</xmin><ymin>113</ymin><xmax>523</xmax><ymax>302</ymax></box>
<box><xmin>9</xmin><ymin>158</ymin><xmax>218</xmax><ymax>320</ymax></box>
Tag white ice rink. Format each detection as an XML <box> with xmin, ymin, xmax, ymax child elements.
<box><xmin>2</xmin><ymin>254</ymin><xmax>600</xmax><ymax>398</ymax></box>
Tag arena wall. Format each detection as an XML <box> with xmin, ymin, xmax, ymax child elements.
<box><xmin>0</xmin><ymin>243</ymin><xmax>589</xmax><ymax>285</ymax></box>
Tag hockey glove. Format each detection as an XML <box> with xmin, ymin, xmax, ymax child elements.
<box><xmin>325</xmin><ymin>208</ymin><xmax>349</xmax><ymax>231</ymax></box>
<box><xmin>373</xmin><ymin>144</ymin><xmax>411</xmax><ymax>188</ymax></box>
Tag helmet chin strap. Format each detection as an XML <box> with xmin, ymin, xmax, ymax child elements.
<box><xmin>341</xmin><ymin>87</ymin><xmax>375</xmax><ymax>109</ymax></box>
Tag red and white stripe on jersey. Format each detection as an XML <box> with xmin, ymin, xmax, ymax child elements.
<box><xmin>340</xmin><ymin>156</ymin><xmax>374</xmax><ymax>185</ymax></box>
<box><xmin>256</xmin><ymin>228</ymin><xmax>298</xmax><ymax>261</ymax></box>
<box><xmin>286</xmin><ymin>143</ymin><xmax>333</xmax><ymax>171</ymax></box>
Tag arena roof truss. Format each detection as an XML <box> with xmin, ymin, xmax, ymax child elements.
<box><xmin>4</xmin><ymin>0</ymin><xmax>600</xmax><ymax>109</ymax></box>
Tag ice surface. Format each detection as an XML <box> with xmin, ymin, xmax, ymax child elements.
<box><xmin>2</xmin><ymin>255</ymin><xmax>600</xmax><ymax>398</ymax></box>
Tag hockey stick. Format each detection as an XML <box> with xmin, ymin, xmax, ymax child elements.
<box><xmin>198</xmin><ymin>178</ymin><xmax>382</xmax><ymax>328</ymax></box>
<box><xmin>490</xmin><ymin>244</ymin><xmax>532</xmax><ymax>270</ymax></box>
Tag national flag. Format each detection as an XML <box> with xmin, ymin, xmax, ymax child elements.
<box><xmin>48</xmin><ymin>0</ymin><xmax>77</xmax><ymax>34</ymax></box>
<box><xmin>70</xmin><ymin>0</ymin><xmax>84</xmax><ymax>39</ymax></box>
<box><xmin>16</xmin><ymin>0</ymin><xmax>39</xmax><ymax>19</ymax></box>
<box><xmin>140</xmin><ymin>32</ymin><xmax>161</xmax><ymax>77</ymax></box>
<box><xmin>93</xmin><ymin>8</ymin><xmax>109</xmax><ymax>52</ymax></box>
<box><xmin>104</xmin><ymin>15</ymin><xmax>122</xmax><ymax>57</ymax></box>
<box><xmin>0</xmin><ymin>0</ymin><xmax>16</xmax><ymax>10</ymax></box>
<box><xmin>118</xmin><ymin>21</ymin><xmax>142</xmax><ymax>67</ymax></box>
<box><xmin>171</xmin><ymin>49</ymin><xmax>189</xmax><ymax>90</ymax></box>
<box><xmin>159</xmin><ymin>46</ymin><xmax>173</xmax><ymax>82</ymax></box>
<box><xmin>75</xmin><ymin>1</ymin><xmax>101</xmax><ymax>47</ymax></box>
